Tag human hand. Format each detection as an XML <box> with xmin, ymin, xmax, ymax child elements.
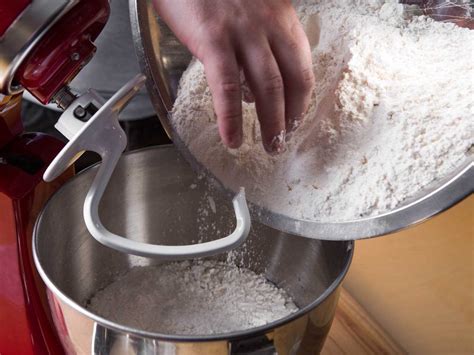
<box><xmin>153</xmin><ymin>0</ymin><xmax>314</xmax><ymax>154</ymax></box>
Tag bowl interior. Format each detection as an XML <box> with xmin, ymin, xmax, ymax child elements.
<box><xmin>34</xmin><ymin>146</ymin><xmax>352</xmax><ymax>331</ymax></box>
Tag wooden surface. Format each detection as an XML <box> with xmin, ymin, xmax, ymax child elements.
<box><xmin>322</xmin><ymin>288</ymin><xmax>406</xmax><ymax>355</ymax></box>
<box><xmin>343</xmin><ymin>196</ymin><xmax>473</xmax><ymax>354</ymax></box>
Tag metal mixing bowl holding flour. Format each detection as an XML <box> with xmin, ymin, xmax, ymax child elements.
<box><xmin>33</xmin><ymin>146</ymin><xmax>353</xmax><ymax>354</ymax></box>
<box><xmin>129</xmin><ymin>0</ymin><xmax>473</xmax><ymax>241</ymax></box>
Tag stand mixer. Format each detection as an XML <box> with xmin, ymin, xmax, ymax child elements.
<box><xmin>1</xmin><ymin>1</ymin><xmax>109</xmax><ymax>352</ymax></box>
<box><xmin>0</xmin><ymin>1</ymin><xmax>472</xmax><ymax>353</ymax></box>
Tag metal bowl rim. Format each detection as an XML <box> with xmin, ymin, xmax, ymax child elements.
<box><xmin>33</xmin><ymin>145</ymin><xmax>354</xmax><ymax>342</ymax></box>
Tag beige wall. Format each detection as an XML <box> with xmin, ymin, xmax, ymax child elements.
<box><xmin>344</xmin><ymin>196</ymin><xmax>473</xmax><ymax>354</ymax></box>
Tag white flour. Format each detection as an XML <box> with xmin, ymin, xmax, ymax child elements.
<box><xmin>87</xmin><ymin>260</ymin><xmax>298</xmax><ymax>335</ymax></box>
<box><xmin>171</xmin><ymin>0</ymin><xmax>473</xmax><ymax>223</ymax></box>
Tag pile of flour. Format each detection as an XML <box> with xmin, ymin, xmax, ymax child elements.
<box><xmin>171</xmin><ymin>0</ymin><xmax>473</xmax><ymax>222</ymax></box>
<box><xmin>87</xmin><ymin>260</ymin><xmax>298</xmax><ymax>335</ymax></box>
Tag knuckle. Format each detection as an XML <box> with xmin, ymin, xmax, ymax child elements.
<box><xmin>288</xmin><ymin>40</ymin><xmax>300</xmax><ymax>52</ymax></box>
<box><xmin>262</xmin><ymin>5</ymin><xmax>289</xmax><ymax>30</ymax></box>
<box><xmin>219</xmin><ymin>111</ymin><xmax>242</xmax><ymax>125</ymax></box>
<box><xmin>197</xmin><ymin>40</ymin><xmax>227</xmax><ymax>62</ymax></box>
<box><xmin>219</xmin><ymin>81</ymin><xmax>241</xmax><ymax>95</ymax></box>
<box><xmin>206</xmin><ymin>36</ymin><xmax>228</xmax><ymax>52</ymax></box>
<box><xmin>238</xmin><ymin>17</ymin><xmax>258</xmax><ymax>34</ymax></box>
<box><xmin>199</xmin><ymin>30</ymin><xmax>230</xmax><ymax>52</ymax></box>
<box><xmin>258</xmin><ymin>50</ymin><xmax>274</xmax><ymax>65</ymax></box>
<box><xmin>193</xmin><ymin>23</ymin><xmax>227</xmax><ymax>57</ymax></box>
<box><xmin>262</xmin><ymin>74</ymin><xmax>284</xmax><ymax>95</ymax></box>
<box><xmin>297</xmin><ymin>67</ymin><xmax>315</xmax><ymax>93</ymax></box>
<box><xmin>204</xmin><ymin>18</ymin><xmax>227</xmax><ymax>36</ymax></box>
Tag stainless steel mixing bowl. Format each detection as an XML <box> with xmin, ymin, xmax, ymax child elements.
<box><xmin>129</xmin><ymin>0</ymin><xmax>473</xmax><ymax>241</ymax></box>
<box><xmin>33</xmin><ymin>146</ymin><xmax>353</xmax><ymax>355</ymax></box>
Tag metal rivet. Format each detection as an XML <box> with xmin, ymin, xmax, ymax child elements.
<box><xmin>70</xmin><ymin>52</ymin><xmax>80</xmax><ymax>61</ymax></box>
<box><xmin>73</xmin><ymin>106</ymin><xmax>87</xmax><ymax>119</ymax></box>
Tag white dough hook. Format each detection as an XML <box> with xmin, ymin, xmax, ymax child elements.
<box><xmin>44</xmin><ymin>74</ymin><xmax>251</xmax><ymax>259</ymax></box>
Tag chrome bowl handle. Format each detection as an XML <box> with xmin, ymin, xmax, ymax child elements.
<box><xmin>44</xmin><ymin>74</ymin><xmax>251</xmax><ymax>259</ymax></box>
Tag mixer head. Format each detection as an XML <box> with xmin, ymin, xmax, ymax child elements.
<box><xmin>0</xmin><ymin>0</ymin><xmax>109</xmax><ymax>105</ymax></box>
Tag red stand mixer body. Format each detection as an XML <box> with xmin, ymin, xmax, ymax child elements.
<box><xmin>0</xmin><ymin>1</ymin><xmax>110</xmax><ymax>353</ymax></box>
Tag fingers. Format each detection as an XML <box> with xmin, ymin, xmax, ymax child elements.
<box><xmin>240</xmin><ymin>41</ymin><xmax>287</xmax><ymax>155</ymax></box>
<box><xmin>270</xmin><ymin>19</ymin><xmax>315</xmax><ymax>140</ymax></box>
<box><xmin>203</xmin><ymin>47</ymin><xmax>243</xmax><ymax>149</ymax></box>
<box><xmin>198</xmin><ymin>7</ymin><xmax>314</xmax><ymax>154</ymax></box>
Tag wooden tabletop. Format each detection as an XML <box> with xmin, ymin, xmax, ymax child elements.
<box><xmin>341</xmin><ymin>196</ymin><xmax>473</xmax><ymax>354</ymax></box>
<box><xmin>322</xmin><ymin>288</ymin><xmax>406</xmax><ymax>354</ymax></box>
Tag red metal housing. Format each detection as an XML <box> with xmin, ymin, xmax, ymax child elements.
<box><xmin>0</xmin><ymin>1</ymin><xmax>31</xmax><ymax>36</ymax></box>
<box><xmin>15</xmin><ymin>0</ymin><xmax>110</xmax><ymax>104</ymax></box>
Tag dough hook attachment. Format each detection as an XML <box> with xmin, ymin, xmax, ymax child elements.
<box><xmin>44</xmin><ymin>74</ymin><xmax>251</xmax><ymax>259</ymax></box>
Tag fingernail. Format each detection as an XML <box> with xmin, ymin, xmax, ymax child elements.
<box><xmin>228</xmin><ymin>130</ymin><xmax>243</xmax><ymax>149</ymax></box>
<box><xmin>264</xmin><ymin>130</ymin><xmax>286</xmax><ymax>155</ymax></box>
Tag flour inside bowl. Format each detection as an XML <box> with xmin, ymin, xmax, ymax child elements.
<box><xmin>171</xmin><ymin>0</ymin><xmax>473</xmax><ymax>223</ymax></box>
<box><xmin>86</xmin><ymin>260</ymin><xmax>298</xmax><ymax>335</ymax></box>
